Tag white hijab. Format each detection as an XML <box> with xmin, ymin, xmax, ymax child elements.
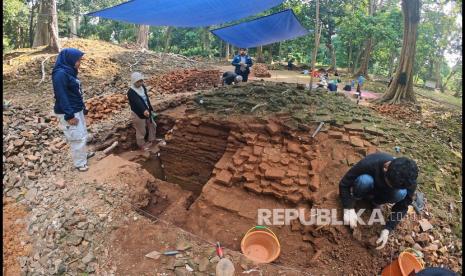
<box><xmin>130</xmin><ymin>72</ymin><xmax>145</xmax><ymax>97</ymax></box>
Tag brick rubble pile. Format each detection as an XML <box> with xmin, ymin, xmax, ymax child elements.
<box><xmin>85</xmin><ymin>94</ymin><xmax>128</xmax><ymax>125</ymax></box>
<box><xmin>146</xmin><ymin>69</ymin><xmax>220</xmax><ymax>94</ymax></box>
<box><xmin>252</xmin><ymin>63</ymin><xmax>271</xmax><ymax>78</ymax></box>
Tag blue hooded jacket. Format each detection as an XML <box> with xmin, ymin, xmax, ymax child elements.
<box><xmin>231</xmin><ymin>54</ymin><xmax>253</xmax><ymax>75</ymax></box>
<box><xmin>52</xmin><ymin>48</ymin><xmax>85</xmax><ymax>120</ymax></box>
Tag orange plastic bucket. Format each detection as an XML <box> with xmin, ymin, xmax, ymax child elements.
<box><xmin>381</xmin><ymin>252</ymin><xmax>424</xmax><ymax>276</ymax></box>
<box><xmin>241</xmin><ymin>226</ymin><xmax>280</xmax><ymax>263</ymax></box>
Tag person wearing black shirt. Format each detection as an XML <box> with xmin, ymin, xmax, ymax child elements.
<box><xmin>221</xmin><ymin>71</ymin><xmax>243</xmax><ymax>85</ymax></box>
<box><xmin>339</xmin><ymin>152</ymin><xmax>419</xmax><ymax>250</ymax></box>
<box><xmin>127</xmin><ymin>72</ymin><xmax>157</xmax><ymax>150</ymax></box>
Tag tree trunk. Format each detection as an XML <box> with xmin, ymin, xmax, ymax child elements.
<box><xmin>70</xmin><ymin>17</ymin><xmax>77</xmax><ymax>38</ymax></box>
<box><xmin>136</xmin><ymin>24</ymin><xmax>149</xmax><ymax>49</ymax></box>
<box><xmin>47</xmin><ymin>0</ymin><xmax>60</xmax><ymax>52</ymax></box>
<box><xmin>29</xmin><ymin>2</ymin><xmax>37</xmax><ymax>47</ymax></box>
<box><xmin>326</xmin><ymin>42</ymin><xmax>336</xmax><ymax>71</ymax></box>
<box><xmin>33</xmin><ymin>0</ymin><xmax>51</xmax><ymax>47</ymax></box>
<box><xmin>378</xmin><ymin>0</ymin><xmax>420</xmax><ymax>104</ymax></box>
<box><xmin>202</xmin><ymin>27</ymin><xmax>211</xmax><ymax>57</ymax></box>
<box><xmin>434</xmin><ymin>59</ymin><xmax>443</xmax><ymax>92</ymax></box>
<box><xmin>32</xmin><ymin>0</ymin><xmax>59</xmax><ymax>51</ymax></box>
<box><xmin>348</xmin><ymin>39</ymin><xmax>352</xmax><ymax>73</ymax></box>
<box><xmin>268</xmin><ymin>45</ymin><xmax>273</xmax><ymax>63</ymax></box>
<box><xmin>353</xmin><ymin>48</ymin><xmax>362</xmax><ymax>73</ymax></box>
<box><xmin>443</xmin><ymin>59</ymin><xmax>461</xmax><ymax>89</ymax></box>
<box><xmin>309</xmin><ymin>0</ymin><xmax>320</xmax><ymax>91</ymax></box>
<box><xmin>164</xmin><ymin>27</ymin><xmax>173</xmax><ymax>52</ymax></box>
<box><xmin>354</xmin><ymin>0</ymin><xmax>377</xmax><ymax>78</ymax></box>
<box><xmin>76</xmin><ymin>15</ymin><xmax>81</xmax><ymax>34</ymax></box>
<box><xmin>225</xmin><ymin>43</ymin><xmax>230</xmax><ymax>61</ymax></box>
<box><xmin>387</xmin><ymin>49</ymin><xmax>396</xmax><ymax>77</ymax></box>
<box><xmin>354</xmin><ymin>38</ymin><xmax>373</xmax><ymax>78</ymax></box>
<box><xmin>257</xmin><ymin>46</ymin><xmax>265</xmax><ymax>63</ymax></box>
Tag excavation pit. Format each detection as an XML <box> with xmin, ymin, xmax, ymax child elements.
<box><xmin>112</xmin><ymin>113</ymin><xmax>389</xmax><ymax>274</ymax></box>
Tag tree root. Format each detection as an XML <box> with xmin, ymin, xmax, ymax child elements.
<box><xmin>37</xmin><ymin>54</ymin><xmax>57</xmax><ymax>87</ymax></box>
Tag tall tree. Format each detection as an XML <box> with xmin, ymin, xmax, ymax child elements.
<box><xmin>256</xmin><ymin>46</ymin><xmax>265</xmax><ymax>63</ymax></box>
<box><xmin>354</xmin><ymin>0</ymin><xmax>377</xmax><ymax>78</ymax></box>
<box><xmin>33</xmin><ymin>0</ymin><xmax>50</xmax><ymax>47</ymax></box>
<box><xmin>136</xmin><ymin>24</ymin><xmax>149</xmax><ymax>49</ymax></box>
<box><xmin>225</xmin><ymin>43</ymin><xmax>230</xmax><ymax>61</ymax></box>
<box><xmin>163</xmin><ymin>26</ymin><xmax>173</xmax><ymax>52</ymax></box>
<box><xmin>319</xmin><ymin>0</ymin><xmax>347</xmax><ymax>71</ymax></box>
<box><xmin>202</xmin><ymin>27</ymin><xmax>211</xmax><ymax>57</ymax></box>
<box><xmin>379</xmin><ymin>0</ymin><xmax>421</xmax><ymax>104</ymax></box>
<box><xmin>48</xmin><ymin>0</ymin><xmax>60</xmax><ymax>51</ymax></box>
<box><xmin>33</xmin><ymin>0</ymin><xmax>60</xmax><ymax>52</ymax></box>
<box><xmin>309</xmin><ymin>0</ymin><xmax>321</xmax><ymax>91</ymax></box>
<box><xmin>29</xmin><ymin>0</ymin><xmax>38</xmax><ymax>46</ymax></box>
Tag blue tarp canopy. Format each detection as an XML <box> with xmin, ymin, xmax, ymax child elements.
<box><xmin>86</xmin><ymin>0</ymin><xmax>284</xmax><ymax>27</ymax></box>
<box><xmin>211</xmin><ymin>9</ymin><xmax>310</xmax><ymax>48</ymax></box>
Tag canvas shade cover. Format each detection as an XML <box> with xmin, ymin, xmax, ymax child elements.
<box><xmin>86</xmin><ymin>0</ymin><xmax>284</xmax><ymax>27</ymax></box>
<box><xmin>210</xmin><ymin>9</ymin><xmax>310</xmax><ymax>48</ymax></box>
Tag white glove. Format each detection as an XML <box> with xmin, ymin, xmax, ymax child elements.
<box><xmin>376</xmin><ymin>229</ymin><xmax>389</xmax><ymax>250</ymax></box>
<box><xmin>343</xmin><ymin>209</ymin><xmax>358</xmax><ymax>229</ymax></box>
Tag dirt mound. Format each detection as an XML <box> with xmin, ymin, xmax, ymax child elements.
<box><xmin>3</xmin><ymin>38</ymin><xmax>210</xmax><ymax>110</ymax></box>
<box><xmin>84</xmin><ymin>154</ymin><xmax>154</xmax><ymax>210</ymax></box>
<box><xmin>145</xmin><ymin>69</ymin><xmax>220</xmax><ymax>94</ymax></box>
<box><xmin>61</xmin><ymin>38</ymin><xmax>128</xmax><ymax>53</ymax></box>
<box><xmin>251</xmin><ymin>63</ymin><xmax>271</xmax><ymax>78</ymax></box>
<box><xmin>3</xmin><ymin>198</ymin><xmax>32</xmax><ymax>276</ymax></box>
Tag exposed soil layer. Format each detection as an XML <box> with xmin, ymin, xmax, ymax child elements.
<box><xmin>3</xmin><ymin>198</ymin><xmax>32</xmax><ymax>276</ymax></box>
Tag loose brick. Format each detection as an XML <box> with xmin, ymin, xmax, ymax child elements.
<box><xmin>281</xmin><ymin>178</ymin><xmax>294</xmax><ymax>186</ymax></box>
<box><xmin>259</xmin><ymin>162</ymin><xmax>271</xmax><ymax>173</ymax></box>
<box><xmin>265</xmin><ymin>121</ymin><xmax>281</xmax><ymax>135</ymax></box>
<box><xmin>309</xmin><ymin>175</ymin><xmax>320</xmax><ymax>191</ymax></box>
<box><xmin>244</xmin><ymin>182</ymin><xmax>262</xmax><ymax>194</ymax></box>
<box><xmin>264</xmin><ymin>168</ymin><xmax>285</xmax><ymax>180</ymax></box>
<box><xmin>298</xmin><ymin>178</ymin><xmax>308</xmax><ymax>186</ymax></box>
<box><xmin>287</xmin><ymin>141</ymin><xmax>303</xmax><ymax>154</ymax></box>
<box><xmin>287</xmin><ymin>170</ymin><xmax>298</xmax><ymax>177</ymax></box>
<box><xmin>243</xmin><ymin>172</ymin><xmax>256</xmax><ymax>182</ymax></box>
<box><xmin>350</xmin><ymin>136</ymin><xmax>365</xmax><ymax>148</ymax></box>
<box><xmin>328</xmin><ymin>131</ymin><xmax>344</xmax><ymax>139</ymax></box>
<box><xmin>287</xmin><ymin>193</ymin><xmax>303</xmax><ymax>204</ymax></box>
<box><xmin>253</xmin><ymin>145</ymin><xmax>264</xmax><ymax>156</ymax></box>
<box><xmin>215</xmin><ymin>170</ymin><xmax>232</xmax><ymax>186</ymax></box>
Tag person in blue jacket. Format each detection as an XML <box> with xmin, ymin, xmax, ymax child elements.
<box><xmin>231</xmin><ymin>48</ymin><xmax>253</xmax><ymax>82</ymax></box>
<box><xmin>52</xmin><ymin>48</ymin><xmax>93</xmax><ymax>172</ymax></box>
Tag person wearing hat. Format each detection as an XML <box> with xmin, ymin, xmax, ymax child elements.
<box><xmin>339</xmin><ymin>152</ymin><xmax>419</xmax><ymax>250</ymax></box>
<box><xmin>231</xmin><ymin>48</ymin><xmax>253</xmax><ymax>82</ymax></box>
<box><xmin>127</xmin><ymin>72</ymin><xmax>157</xmax><ymax>151</ymax></box>
<box><xmin>52</xmin><ymin>48</ymin><xmax>94</xmax><ymax>172</ymax></box>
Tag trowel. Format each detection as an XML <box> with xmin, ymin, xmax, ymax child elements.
<box><xmin>215</xmin><ymin>258</ymin><xmax>235</xmax><ymax>276</ymax></box>
<box><xmin>215</xmin><ymin>242</ymin><xmax>235</xmax><ymax>276</ymax></box>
